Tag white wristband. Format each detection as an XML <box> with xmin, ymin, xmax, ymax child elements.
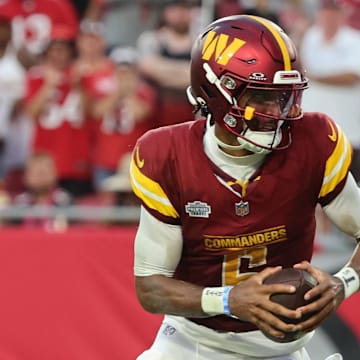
<box><xmin>201</xmin><ymin>286</ymin><xmax>233</xmax><ymax>316</ymax></box>
<box><xmin>333</xmin><ymin>267</ymin><xmax>360</xmax><ymax>299</ymax></box>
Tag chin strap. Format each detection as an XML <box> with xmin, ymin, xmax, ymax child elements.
<box><xmin>207</xmin><ymin>109</ymin><xmax>288</xmax><ymax>155</ymax></box>
<box><xmin>237</xmin><ymin>135</ymin><xmax>273</xmax><ymax>155</ymax></box>
<box><xmin>207</xmin><ymin>114</ymin><xmax>280</xmax><ymax>154</ymax></box>
<box><xmin>236</xmin><ymin>124</ymin><xmax>283</xmax><ymax>155</ymax></box>
<box><xmin>206</xmin><ymin>115</ymin><xmax>247</xmax><ymax>151</ymax></box>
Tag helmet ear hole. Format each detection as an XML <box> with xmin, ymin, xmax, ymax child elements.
<box><xmin>186</xmin><ymin>86</ymin><xmax>198</xmax><ymax>106</ymax></box>
<box><xmin>186</xmin><ymin>86</ymin><xmax>209</xmax><ymax>116</ymax></box>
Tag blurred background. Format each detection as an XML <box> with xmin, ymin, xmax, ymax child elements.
<box><xmin>0</xmin><ymin>0</ymin><xmax>358</xmax><ymax>359</ymax></box>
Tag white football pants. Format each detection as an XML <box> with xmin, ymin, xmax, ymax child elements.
<box><xmin>137</xmin><ymin>315</ymin><xmax>314</xmax><ymax>360</ymax></box>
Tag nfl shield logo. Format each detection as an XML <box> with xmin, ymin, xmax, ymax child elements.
<box><xmin>235</xmin><ymin>201</ymin><xmax>250</xmax><ymax>216</ymax></box>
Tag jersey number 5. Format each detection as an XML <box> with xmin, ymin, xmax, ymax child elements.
<box><xmin>222</xmin><ymin>246</ymin><xmax>267</xmax><ymax>285</ymax></box>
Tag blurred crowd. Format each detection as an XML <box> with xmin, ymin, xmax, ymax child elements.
<box><xmin>0</xmin><ymin>0</ymin><xmax>359</xmax><ymax>229</ymax></box>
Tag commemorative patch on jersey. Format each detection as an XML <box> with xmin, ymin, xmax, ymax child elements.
<box><xmin>185</xmin><ymin>201</ymin><xmax>212</xmax><ymax>218</ymax></box>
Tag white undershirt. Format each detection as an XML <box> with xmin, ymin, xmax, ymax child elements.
<box><xmin>134</xmin><ymin>125</ymin><xmax>360</xmax><ymax>277</ymax></box>
<box><xmin>203</xmin><ymin>120</ymin><xmax>265</xmax><ymax>182</ymax></box>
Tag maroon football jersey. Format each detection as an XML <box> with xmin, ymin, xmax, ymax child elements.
<box><xmin>130</xmin><ymin>113</ymin><xmax>352</xmax><ymax>332</ymax></box>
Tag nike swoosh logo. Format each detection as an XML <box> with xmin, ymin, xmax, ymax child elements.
<box><xmin>327</xmin><ymin>119</ymin><xmax>337</xmax><ymax>142</ymax></box>
<box><xmin>135</xmin><ymin>146</ymin><xmax>144</xmax><ymax>168</ymax></box>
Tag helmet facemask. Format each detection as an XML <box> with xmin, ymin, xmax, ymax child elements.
<box><xmin>222</xmin><ymin>83</ymin><xmax>305</xmax><ymax>154</ymax></box>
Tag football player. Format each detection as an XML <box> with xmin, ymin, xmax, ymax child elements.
<box><xmin>130</xmin><ymin>15</ymin><xmax>360</xmax><ymax>360</ymax></box>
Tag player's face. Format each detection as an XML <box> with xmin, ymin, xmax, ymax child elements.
<box><xmin>239</xmin><ymin>89</ymin><xmax>294</xmax><ymax>132</ymax></box>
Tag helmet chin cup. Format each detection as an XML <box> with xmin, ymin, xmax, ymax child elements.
<box><xmin>236</xmin><ymin>130</ymin><xmax>281</xmax><ymax>154</ymax></box>
<box><xmin>222</xmin><ymin>108</ymin><xmax>283</xmax><ymax>154</ymax></box>
<box><xmin>208</xmin><ymin>112</ymin><xmax>285</xmax><ymax>155</ymax></box>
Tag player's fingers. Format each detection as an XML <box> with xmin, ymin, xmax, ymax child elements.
<box><xmin>293</xmin><ymin>261</ymin><xmax>322</xmax><ymax>282</ymax></box>
<box><xmin>254</xmin><ymin>307</ymin><xmax>301</xmax><ymax>334</ymax></box>
<box><xmin>303</xmin><ymin>280</ymin><xmax>330</xmax><ymax>301</ymax></box>
<box><xmin>263</xmin><ymin>283</ymin><xmax>297</xmax><ymax>295</ymax></box>
<box><xmin>256</xmin><ymin>266</ymin><xmax>283</xmax><ymax>283</ymax></box>
<box><xmin>296</xmin><ymin>301</ymin><xmax>334</xmax><ymax>332</ymax></box>
<box><xmin>263</xmin><ymin>297</ymin><xmax>302</xmax><ymax>320</ymax></box>
<box><xmin>298</xmin><ymin>288</ymin><xmax>336</xmax><ymax>316</ymax></box>
<box><xmin>255</xmin><ymin>319</ymin><xmax>286</xmax><ymax>341</ymax></box>
<box><xmin>293</xmin><ymin>260</ymin><xmax>312</xmax><ymax>270</ymax></box>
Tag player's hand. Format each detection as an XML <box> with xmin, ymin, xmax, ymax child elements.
<box><xmin>293</xmin><ymin>261</ymin><xmax>344</xmax><ymax>333</ymax></box>
<box><xmin>228</xmin><ymin>266</ymin><xmax>302</xmax><ymax>340</ymax></box>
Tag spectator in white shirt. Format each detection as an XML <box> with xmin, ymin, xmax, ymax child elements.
<box><xmin>300</xmin><ymin>0</ymin><xmax>360</xmax><ymax>183</ymax></box>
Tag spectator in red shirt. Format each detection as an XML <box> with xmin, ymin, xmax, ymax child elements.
<box><xmin>22</xmin><ymin>25</ymin><xmax>93</xmax><ymax>198</ymax></box>
<box><xmin>71</xmin><ymin>19</ymin><xmax>111</xmax><ymax>92</ymax></box>
<box><xmin>0</xmin><ymin>0</ymin><xmax>79</xmax><ymax>68</ymax></box>
<box><xmin>82</xmin><ymin>45</ymin><xmax>157</xmax><ymax>191</ymax></box>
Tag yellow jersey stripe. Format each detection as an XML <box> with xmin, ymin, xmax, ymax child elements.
<box><xmin>130</xmin><ymin>157</ymin><xmax>179</xmax><ymax>218</ymax></box>
<box><xmin>323</xmin><ymin>124</ymin><xmax>345</xmax><ymax>179</ymax></box>
<box><xmin>319</xmin><ymin>129</ymin><xmax>352</xmax><ymax>197</ymax></box>
<box><xmin>246</xmin><ymin>15</ymin><xmax>291</xmax><ymax>71</ymax></box>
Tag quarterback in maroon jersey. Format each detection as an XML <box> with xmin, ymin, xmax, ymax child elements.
<box><xmin>130</xmin><ymin>15</ymin><xmax>360</xmax><ymax>359</ymax></box>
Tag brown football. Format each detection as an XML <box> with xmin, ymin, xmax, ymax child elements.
<box><xmin>262</xmin><ymin>268</ymin><xmax>318</xmax><ymax>343</ymax></box>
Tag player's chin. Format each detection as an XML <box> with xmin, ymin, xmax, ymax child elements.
<box><xmin>248</xmin><ymin>117</ymin><xmax>277</xmax><ymax>132</ymax></box>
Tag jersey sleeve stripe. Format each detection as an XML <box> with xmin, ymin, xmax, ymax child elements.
<box><xmin>319</xmin><ymin>128</ymin><xmax>352</xmax><ymax>198</ymax></box>
<box><xmin>130</xmin><ymin>157</ymin><xmax>179</xmax><ymax>218</ymax></box>
<box><xmin>324</xmin><ymin>124</ymin><xmax>346</xmax><ymax>176</ymax></box>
